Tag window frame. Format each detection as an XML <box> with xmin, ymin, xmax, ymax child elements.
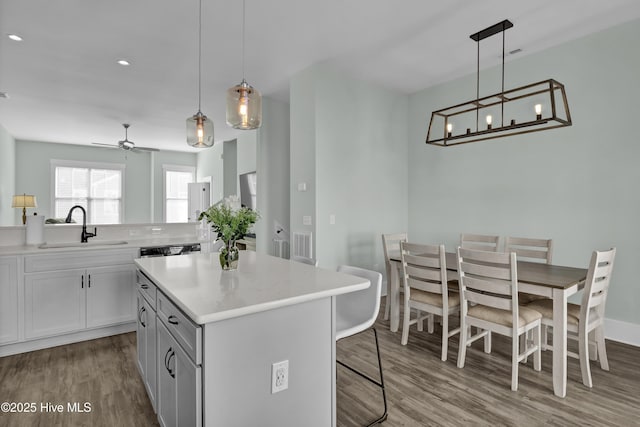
<box><xmin>162</xmin><ymin>164</ymin><xmax>196</xmax><ymax>223</ymax></box>
<box><xmin>50</xmin><ymin>159</ymin><xmax>126</xmax><ymax>224</ymax></box>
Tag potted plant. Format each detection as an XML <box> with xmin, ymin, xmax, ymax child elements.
<box><xmin>198</xmin><ymin>196</ymin><xmax>259</xmax><ymax>270</ymax></box>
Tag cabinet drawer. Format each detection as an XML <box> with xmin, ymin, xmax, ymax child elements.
<box><xmin>157</xmin><ymin>292</ymin><xmax>202</xmax><ymax>366</ymax></box>
<box><xmin>136</xmin><ymin>270</ymin><xmax>157</xmax><ymax>310</ymax></box>
<box><xmin>25</xmin><ymin>249</ymin><xmax>136</xmax><ymax>273</ymax></box>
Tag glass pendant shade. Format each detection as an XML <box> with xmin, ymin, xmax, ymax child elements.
<box><xmin>186</xmin><ymin>111</ymin><xmax>214</xmax><ymax>148</ymax></box>
<box><xmin>226</xmin><ymin>79</ymin><xmax>262</xmax><ymax>130</ymax></box>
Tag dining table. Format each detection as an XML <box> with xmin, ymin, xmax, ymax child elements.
<box><xmin>388</xmin><ymin>251</ymin><xmax>588</xmax><ymax>398</ymax></box>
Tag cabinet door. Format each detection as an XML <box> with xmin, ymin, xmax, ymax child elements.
<box><xmin>86</xmin><ymin>265</ymin><xmax>135</xmax><ymax>328</ymax></box>
<box><xmin>157</xmin><ymin>321</ymin><xmax>177</xmax><ymax>427</ymax></box>
<box><xmin>175</xmin><ymin>339</ymin><xmax>202</xmax><ymax>427</ymax></box>
<box><xmin>144</xmin><ymin>297</ymin><xmax>157</xmax><ymax>412</ymax></box>
<box><xmin>0</xmin><ymin>256</ymin><xmax>19</xmax><ymax>344</ymax></box>
<box><xmin>24</xmin><ymin>269</ymin><xmax>85</xmax><ymax>339</ymax></box>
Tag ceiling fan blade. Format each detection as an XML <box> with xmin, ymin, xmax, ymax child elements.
<box><xmin>134</xmin><ymin>146</ymin><xmax>160</xmax><ymax>152</ymax></box>
<box><xmin>92</xmin><ymin>142</ymin><xmax>119</xmax><ymax>148</ymax></box>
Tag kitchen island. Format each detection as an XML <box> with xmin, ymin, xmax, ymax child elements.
<box><xmin>134</xmin><ymin>251</ymin><xmax>369</xmax><ymax>427</ymax></box>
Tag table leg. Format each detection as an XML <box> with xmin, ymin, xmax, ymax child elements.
<box><xmin>390</xmin><ymin>260</ymin><xmax>400</xmax><ymax>332</ymax></box>
<box><xmin>552</xmin><ymin>288</ymin><xmax>568</xmax><ymax>398</ymax></box>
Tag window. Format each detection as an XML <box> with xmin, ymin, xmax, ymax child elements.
<box><xmin>52</xmin><ymin>160</ymin><xmax>124</xmax><ymax>224</ymax></box>
<box><xmin>163</xmin><ymin>165</ymin><xmax>195</xmax><ymax>223</ymax></box>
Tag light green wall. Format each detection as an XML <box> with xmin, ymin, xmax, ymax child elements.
<box><xmin>256</xmin><ymin>97</ymin><xmax>290</xmax><ymax>255</ymax></box>
<box><xmin>196</xmin><ymin>142</ymin><xmax>224</xmax><ymax>205</ymax></box>
<box><xmin>0</xmin><ymin>124</ymin><xmax>16</xmax><ymax>226</ymax></box>
<box><xmin>290</xmin><ymin>65</ymin><xmax>409</xmax><ymax>272</ymax></box>
<box><xmin>290</xmin><ymin>67</ymin><xmax>318</xmax><ymax>255</ymax></box>
<box><xmin>223</xmin><ymin>140</ymin><xmax>238</xmax><ymax>198</ymax></box>
<box><xmin>408</xmin><ymin>19</ymin><xmax>640</xmax><ymax>325</ymax></box>
<box><xmin>15</xmin><ymin>140</ymin><xmax>152</xmax><ymax>223</ymax></box>
<box><xmin>14</xmin><ymin>140</ymin><xmax>197</xmax><ymax>224</ymax></box>
<box><xmin>150</xmin><ymin>150</ymin><xmax>198</xmax><ymax>222</ymax></box>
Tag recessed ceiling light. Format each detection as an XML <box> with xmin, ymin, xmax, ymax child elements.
<box><xmin>509</xmin><ymin>48</ymin><xmax>523</xmax><ymax>55</ymax></box>
<box><xmin>0</xmin><ymin>92</ymin><xmax>8</xmax><ymax>99</ymax></box>
<box><xmin>117</xmin><ymin>59</ymin><xmax>130</xmax><ymax>66</ymax></box>
<box><xmin>8</xmin><ymin>34</ymin><xmax>23</xmax><ymax>42</ymax></box>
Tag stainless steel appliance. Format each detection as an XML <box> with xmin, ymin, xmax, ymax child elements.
<box><xmin>139</xmin><ymin>243</ymin><xmax>201</xmax><ymax>258</ymax></box>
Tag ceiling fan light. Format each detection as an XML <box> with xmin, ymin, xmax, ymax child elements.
<box><xmin>226</xmin><ymin>79</ymin><xmax>262</xmax><ymax>130</ymax></box>
<box><xmin>186</xmin><ymin>111</ymin><xmax>214</xmax><ymax>148</ymax></box>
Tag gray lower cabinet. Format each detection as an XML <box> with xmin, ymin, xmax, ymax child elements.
<box><xmin>156</xmin><ymin>320</ymin><xmax>201</xmax><ymax>427</ymax></box>
<box><xmin>136</xmin><ymin>291</ymin><xmax>157</xmax><ymax>412</ymax></box>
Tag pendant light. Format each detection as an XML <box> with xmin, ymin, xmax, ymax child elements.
<box><xmin>186</xmin><ymin>0</ymin><xmax>214</xmax><ymax>148</ymax></box>
<box><xmin>226</xmin><ymin>0</ymin><xmax>262</xmax><ymax>130</ymax></box>
<box><xmin>426</xmin><ymin>20</ymin><xmax>571</xmax><ymax>147</ymax></box>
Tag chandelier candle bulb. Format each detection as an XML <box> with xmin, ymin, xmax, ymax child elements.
<box><xmin>446</xmin><ymin>123</ymin><xmax>453</xmax><ymax>137</ymax></box>
<box><xmin>535</xmin><ymin>104</ymin><xmax>543</xmax><ymax>120</ymax></box>
<box><xmin>486</xmin><ymin>115</ymin><xmax>492</xmax><ymax>129</ymax></box>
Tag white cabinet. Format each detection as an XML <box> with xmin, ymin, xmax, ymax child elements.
<box><xmin>22</xmin><ymin>249</ymin><xmax>137</xmax><ymax>341</ymax></box>
<box><xmin>24</xmin><ymin>269</ymin><xmax>85</xmax><ymax>339</ymax></box>
<box><xmin>137</xmin><ymin>291</ymin><xmax>157</xmax><ymax>412</ymax></box>
<box><xmin>0</xmin><ymin>256</ymin><xmax>19</xmax><ymax>344</ymax></box>
<box><xmin>87</xmin><ymin>265</ymin><xmax>136</xmax><ymax>328</ymax></box>
<box><xmin>157</xmin><ymin>321</ymin><xmax>201</xmax><ymax>427</ymax></box>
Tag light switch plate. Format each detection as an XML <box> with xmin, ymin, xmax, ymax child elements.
<box><xmin>297</xmin><ymin>182</ymin><xmax>307</xmax><ymax>192</ymax></box>
<box><xmin>303</xmin><ymin>216</ymin><xmax>312</xmax><ymax>226</ymax></box>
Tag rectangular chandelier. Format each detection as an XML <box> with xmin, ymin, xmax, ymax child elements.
<box><xmin>426</xmin><ymin>20</ymin><xmax>572</xmax><ymax>147</ymax></box>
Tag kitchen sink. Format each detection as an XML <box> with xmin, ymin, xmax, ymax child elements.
<box><xmin>38</xmin><ymin>240</ymin><xmax>129</xmax><ymax>249</ymax></box>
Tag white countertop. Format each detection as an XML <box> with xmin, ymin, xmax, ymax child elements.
<box><xmin>0</xmin><ymin>237</ymin><xmax>201</xmax><ymax>256</ymax></box>
<box><xmin>134</xmin><ymin>251</ymin><xmax>370</xmax><ymax>325</ymax></box>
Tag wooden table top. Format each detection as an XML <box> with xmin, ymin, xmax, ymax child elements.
<box><xmin>392</xmin><ymin>252</ymin><xmax>588</xmax><ymax>290</ymax></box>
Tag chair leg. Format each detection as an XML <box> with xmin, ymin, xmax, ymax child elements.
<box><xmin>511</xmin><ymin>333</ymin><xmax>519</xmax><ymax>391</ymax></box>
<box><xmin>441</xmin><ymin>314</ymin><xmax>449</xmax><ymax>362</ymax></box>
<box><xmin>337</xmin><ymin>328</ymin><xmax>388</xmax><ymax>426</ymax></box>
<box><xmin>457</xmin><ymin>318</ymin><xmax>467</xmax><ymax>368</ymax></box>
<box><xmin>427</xmin><ymin>313</ymin><xmax>434</xmax><ymax>334</ymax></box>
<box><xmin>484</xmin><ymin>330</ymin><xmax>492</xmax><ymax>354</ymax></box>
<box><xmin>541</xmin><ymin>326</ymin><xmax>548</xmax><ymax>351</ymax></box>
<box><xmin>401</xmin><ymin>301</ymin><xmax>411</xmax><ymax>346</ymax></box>
<box><xmin>417</xmin><ymin>310</ymin><xmax>424</xmax><ymax>332</ymax></box>
<box><xmin>534</xmin><ymin>325</ymin><xmax>542</xmax><ymax>372</ymax></box>
<box><xmin>383</xmin><ymin>279</ymin><xmax>391</xmax><ymax>321</ymax></box>
<box><xmin>579</xmin><ymin>325</ymin><xmax>593</xmax><ymax>388</ymax></box>
<box><xmin>595</xmin><ymin>326</ymin><xmax>609</xmax><ymax>371</ymax></box>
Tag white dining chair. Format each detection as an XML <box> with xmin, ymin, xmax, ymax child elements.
<box><xmin>456</xmin><ymin>247</ymin><xmax>542</xmax><ymax>391</ymax></box>
<box><xmin>504</xmin><ymin>236</ymin><xmax>553</xmax><ymax>264</ymax></box>
<box><xmin>399</xmin><ymin>242</ymin><xmax>460</xmax><ymax>361</ymax></box>
<box><xmin>335</xmin><ymin>265</ymin><xmax>387</xmax><ymax>426</ymax></box>
<box><xmin>381</xmin><ymin>233</ymin><xmax>407</xmax><ymax>320</ymax></box>
<box><xmin>291</xmin><ymin>255</ymin><xmax>318</xmax><ymax>267</ymax></box>
<box><xmin>526</xmin><ymin>248</ymin><xmax>616</xmax><ymax>388</ymax></box>
<box><xmin>460</xmin><ymin>233</ymin><xmax>501</xmax><ymax>252</ymax></box>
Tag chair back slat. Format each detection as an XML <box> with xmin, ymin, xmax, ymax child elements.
<box><xmin>404</xmin><ymin>253</ymin><xmax>440</xmax><ymax>269</ymax></box>
<box><xmin>505</xmin><ymin>236</ymin><xmax>553</xmax><ymax>264</ymax></box>
<box><xmin>582</xmin><ymin>248</ymin><xmax>616</xmax><ymax>313</ymax></box>
<box><xmin>459</xmin><ymin>261</ymin><xmax>513</xmax><ymax>282</ymax></box>
<box><xmin>462</xmin><ymin>275</ymin><xmax>513</xmax><ymax>296</ymax></box>
<box><xmin>461</xmin><ymin>233</ymin><xmax>500</xmax><ymax>252</ymax></box>
<box><xmin>382</xmin><ymin>233</ymin><xmax>407</xmax><ymax>262</ymax></box>
<box><xmin>408</xmin><ymin>277</ymin><xmax>443</xmax><ymax>294</ymax></box>
<box><xmin>465</xmin><ymin>290</ymin><xmax>513</xmax><ymax>311</ymax></box>
<box><xmin>401</xmin><ymin>242</ymin><xmax>447</xmax><ymax>298</ymax></box>
<box><xmin>405</xmin><ymin>264</ymin><xmax>441</xmax><ymax>283</ymax></box>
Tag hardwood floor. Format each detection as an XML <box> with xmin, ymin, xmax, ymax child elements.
<box><xmin>1</xmin><ymin>299</ymin><xmax>639</xmax><ymax>426</ymax></box>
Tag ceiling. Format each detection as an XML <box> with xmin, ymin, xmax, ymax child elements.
<box><xmin>2</xmin><ymin>0</ymin><xmax>640</xmax><ymax>152</ymax></box>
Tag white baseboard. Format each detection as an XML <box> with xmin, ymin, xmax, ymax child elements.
<box><xmin>605</xmin><ymin>318</ymin><xmax>640</xmax><ymax>347</ymax></box>
<box><xmin>0</xmin><ymin>323</ymin><xmax>136</xmax><ymax>357</ymax></box>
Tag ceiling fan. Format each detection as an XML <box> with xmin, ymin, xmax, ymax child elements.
<box><xmin>92</xmin><ymin>123</ymin><xmax>159</xmax><ymax>152</ymax></box>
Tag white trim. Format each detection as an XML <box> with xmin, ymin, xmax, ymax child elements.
<box><xmin>0</xmin><ymin>322</ymin><xmax>136</xmax><ymax>357</ymax></box>
<box><xmin>605</xmin><ymin>318</ymin><xmax>640</xmax><ymax>347</ymax></box>
<box><xmin>50</xmin><ymin>159</ymin><xmax>126</xmax><ymax>224</ymax></box>
<box><xmin>162</xmin><ymin>164</ymin><xmax>196</xmax><ymax>223</ymax></box>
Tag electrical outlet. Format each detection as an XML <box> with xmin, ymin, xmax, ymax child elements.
<box><xmin>271</xmin><ymin>360</ymin><xmax>289</xmax><ymax>394</ymax></box>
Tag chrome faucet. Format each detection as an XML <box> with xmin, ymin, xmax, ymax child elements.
<box><xmin>65</xmin><ymin>205</ymin><xmax>97</xmax><ymax>243</ymax></box>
